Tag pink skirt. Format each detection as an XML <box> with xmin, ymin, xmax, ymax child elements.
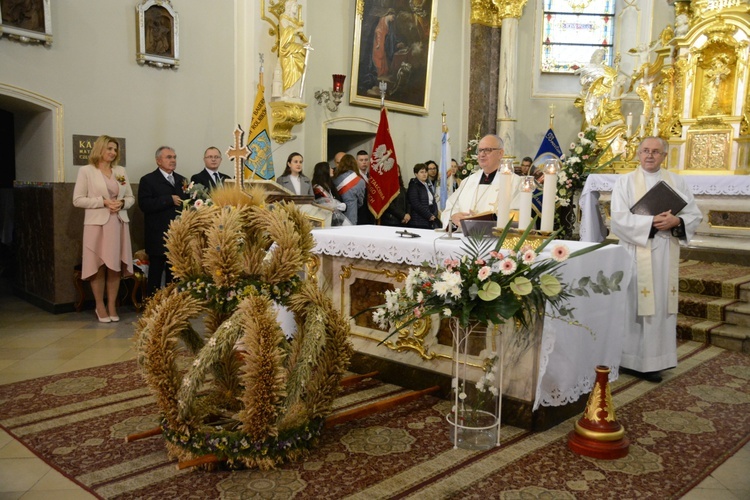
<box><xmin>81</xmin><ymin>215</ymin><xmax>134</xmax><ymax>280</ymax></box>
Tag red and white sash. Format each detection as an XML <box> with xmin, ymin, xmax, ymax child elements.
<box><xmin>335</xmin><ymin>172</ymin><xmax>360</xmax><ymax>196</ymax></box>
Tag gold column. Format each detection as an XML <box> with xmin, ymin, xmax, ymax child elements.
<box><xmin>471</xmin><ymin>0</ymin><xmax>526</xmax><ymax>27</ymax></box>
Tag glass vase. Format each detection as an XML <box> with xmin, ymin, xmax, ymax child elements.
<box><xmin>445</xmin><ymin>318</ymin><xmax>503</xmax><ymax>450</ymax></box>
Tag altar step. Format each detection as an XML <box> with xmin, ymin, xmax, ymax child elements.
<box><xmin>677</xmin><ymin>260</ymin><xmax>750</xmax><ymax>353</ymax></box>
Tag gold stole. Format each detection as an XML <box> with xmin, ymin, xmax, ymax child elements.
<box><xmin>633</xmin><ymin>168</ymin><xmax>680</xmax><ymax>316</ymax></box>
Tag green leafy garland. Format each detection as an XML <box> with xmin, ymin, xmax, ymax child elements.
<box><xmin>161</xmin><ymin>418</ymin><xmax>324</xmax><ymax>467</ymax></box>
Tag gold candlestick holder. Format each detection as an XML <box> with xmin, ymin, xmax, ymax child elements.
<box><xmin>493</xmin><ymin>228</ymin><xmax>553</xmax><ymax>250</ymax></box>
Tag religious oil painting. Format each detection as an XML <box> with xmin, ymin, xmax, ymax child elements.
<box><xmin>136</xmin><ymin>0</ymin><xmax>180</xmax><ymax>69</ymax></box>
<box><xmin>0</xmin><ymin>0</ymin><xmax>52</xmax><ymax>46</ymax></box>
<box><xmin>350</xmin><ymin>0</ymin><xmax>438</xmax><ymax>115</ymax></box>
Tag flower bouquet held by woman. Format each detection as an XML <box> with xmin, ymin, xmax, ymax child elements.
<box><xmin>311</xmin><ymin>161</ymin><xmax>351</xmax><ymax>226</ymax></box>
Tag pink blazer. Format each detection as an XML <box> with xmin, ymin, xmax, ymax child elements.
<box><xmin>72</xmin><ymin>164</ymin><xmax>135</xmax><ymax>225</ymax></box>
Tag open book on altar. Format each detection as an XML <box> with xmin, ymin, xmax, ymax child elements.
<box><xmin>629</xmin><ymin>180</ymin><xmax>687</xmax><ymax>216</ymax></box>
<box><xmin>458</xmin><ymin>210</ymin><xmax>519</xmax><ymax>236</ymax></box>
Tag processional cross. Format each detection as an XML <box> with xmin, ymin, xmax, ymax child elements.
<box><xmin>226</xmin><ymin>125</ymin><xmax>251</xmax><ymax>189</ymax></box>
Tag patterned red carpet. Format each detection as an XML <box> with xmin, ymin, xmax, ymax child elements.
<box><xmin>1</xmin><ymin>342</ymin><xmax>749</xmax><ymax>499</ymax></box>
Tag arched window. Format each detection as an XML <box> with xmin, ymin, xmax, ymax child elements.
<box><xmin>542</xmin><ymin>0</ymin><xmax>616</xmax><ymax>74</ymax></box>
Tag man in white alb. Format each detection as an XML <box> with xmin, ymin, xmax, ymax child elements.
<box><xmin>440</xmin><ymin>134</ymin><xmax>521</xmax><ymax>229</ymax></box>
<box><xmin>611</xmin><ymin>137</ymin><xmax>702</xmax><ymax>382</ymax></box>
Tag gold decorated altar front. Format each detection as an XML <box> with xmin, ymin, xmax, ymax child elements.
<box><xmin>311</xmin><ymin>225</ymin><xmax>633</xmax><ymax>429</ymax></box>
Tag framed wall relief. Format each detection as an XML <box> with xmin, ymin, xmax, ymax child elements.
<box><xmin>136</xmin><ymin>0</ymin><xmax>179</xmax><ymax>69</ymax></box>
<box><xmin>0</xmin><ymin>0</ymin><xmax>52</xmax><ymax>46</ymax></box>
<box><xmin>349</xmin><ymin>0</ymin><xmax>438</xmax><ymax>115</ymax></box>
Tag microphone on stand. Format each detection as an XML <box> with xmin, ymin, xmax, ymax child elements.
<box><xmin>439</xmin><ymin>174</ymin><xmax>472</xmax><ymax>241</ymax></box>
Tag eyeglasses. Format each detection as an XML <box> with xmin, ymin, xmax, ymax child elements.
<box><xmin>639</xmin><ymin>149</ymin><xmax>664</xmax><ymax>156</ymax></box>
<box><xmin>477</xmin><ymin>147</ymin><xmax>501</xmax><ymax>155</ymax></box>
<box><xmin>204</xmin><ymin>155</ymin><xmax>221</xmax><ymax>160</ymax></box>
<box><xmin>427</xmin><ymin>167</ymin><xmax>437</xmax><ymax>171</ymax></box>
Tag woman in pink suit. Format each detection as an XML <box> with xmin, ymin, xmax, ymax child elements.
<box><xmin>73</xmin><ymin>136</ymin><xmax>134</xmax><ymax>323</ymax></box>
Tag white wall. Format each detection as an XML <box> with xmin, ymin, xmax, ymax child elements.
<box><xmin>0</xmin><ymin>0</ymin><xmax>674</xmax><ymax>182</ymax></box>
<box><xmin>0</xmin><ymin>0</ymin><xmax>236</xmax><ymax>182</ymax></box>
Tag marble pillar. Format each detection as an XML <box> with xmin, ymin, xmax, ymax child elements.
<box><xmin>468</xmin><ymin>0</ymin><xmax>529</xmax><ymax>145</ymax></box>
<box><xmin>468</xmin><ymin>24</ymin><xmax>501</xmax><ymax>137</ymax></box>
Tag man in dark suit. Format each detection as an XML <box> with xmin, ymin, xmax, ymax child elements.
<box><xmin>191</xmin><ymin>146</ymin><xmax>231</xmax><ymax>188</ymax></box>
<box><xmin>138</xmin><ymin>146</ymin><xmax>188</xmax><ymax>296</ymax></box>
<box><xmin>355</xmin><ymin>149</ymin><xmax>375</xmax><ymax>225</ymax></box>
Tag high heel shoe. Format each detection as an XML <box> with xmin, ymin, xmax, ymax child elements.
<box><xmin>108</xmin><ymin>308</ymin><xmax>119</xmax><ymax>322</ymax></box>
<box><xmin>96</xmin><ymin>311</ymin><xmax>111</xmax><ymax>323</ymax></box>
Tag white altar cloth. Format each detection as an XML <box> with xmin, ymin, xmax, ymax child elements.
<box><xmin>580</xmin><ymin>174</ymin><xmax>750</xmax><ymax>242</ymax></box>
<box><xmin>312</xmin><ymin>225</ymin><xmax>632</xmax><ymax>410</ymax></box>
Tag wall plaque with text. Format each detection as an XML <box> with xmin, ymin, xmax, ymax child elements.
<box><xmin>73</xmin><ymin>135</ymin><xmax>126</xmax><ymax>166</ymax></box>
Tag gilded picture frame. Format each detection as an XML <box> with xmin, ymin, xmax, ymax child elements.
<box><xmin>349</xmin><ymin>0</ymin><xmax>438</xmax><ymax>115</ymax></box>
<box><xmin>136</xmin><ymin>0</ymin><xmax>179</xmax><ymax>69</ymax></box>
<box><xmin>0</xmin><ymin>0</ymin><xmax>52</xmax><ymax>46</ymax></box>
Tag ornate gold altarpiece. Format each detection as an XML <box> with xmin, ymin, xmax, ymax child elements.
<box><xmin>592</xmin><ymin>0</ymin><xmax>750</xmax><ymax>174</ymax></box>
<box><xmin>664</xmin><ymin>1</ymin><xmax>750</xmax><ymax>173</ymax></box>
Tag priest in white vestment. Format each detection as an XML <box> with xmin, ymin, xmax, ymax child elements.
<box><xmin>440</xmin><ymin>134</ymin><xmax>521</xmax><ymax>229</ymax></box>
<box><xmin>610</xmin><ymin>137</ymin><xmax>702</xmax><ymax>382</ymax></box>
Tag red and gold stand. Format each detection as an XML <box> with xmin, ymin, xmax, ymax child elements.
<box><xmin>568</xmin><ymin>365</ymin><xmax>630</xmax><ymax>459</ymax></box>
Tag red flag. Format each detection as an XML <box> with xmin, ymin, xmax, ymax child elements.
<box><xmin>368</xmin><ymin>108</ymin><xmax>400</xmax><ymax>219</ymax></box>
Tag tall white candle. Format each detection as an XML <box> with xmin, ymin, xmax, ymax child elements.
<box><xmin>518</xmin><ymin>176</ymin><xmax>534</xmax><ymax>230</ymax></box>
<box><xmin>495</xmin><ymin>160</ymin><xmax>514</xmax><ymax>228</ymax></box>
<box><xmin>540</xmin><ymin>161</ymin><xmax>558</xmax><ymax>233</ymax></box>
<box><xmin>639</xmin><ymin>113</ymin><xmax>646</xmax><ymax>137</ymax></box>
<box><xmin>626</xmin><ymin>112</ymin><xmax>633</xmax><ymax>136</ymax></box>
<box><xmin>653</xmin><ymin>106</ymin><xmax>660</xmax><ymax>136</ymax></box>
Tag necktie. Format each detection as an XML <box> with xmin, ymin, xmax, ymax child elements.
<box><xmin>167</xmin><ymin>174</ymin><xmax>175</xmax><ymax>186</ymax></box>
<box><xmin>213</xmin><ymin>173</ymin><xmax>221</xmax><ymax>186</ymax></box>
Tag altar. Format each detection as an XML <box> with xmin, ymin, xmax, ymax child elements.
<box><xmin>311</xmin><ymin>225</ymin><xmax>632</xmax><ymax>429</ymax></box>
<box><xmin>579</xmin><ymin>174</ymin><xmax>750</xmax><ymax>248</ymax></box>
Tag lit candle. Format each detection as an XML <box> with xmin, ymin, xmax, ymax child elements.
<box><xmin>518</xmin><ymin>176</ymin><xmax>534</xmax><ymax>230</ymax></box>
<box><xmin>495</xmin><ymin>159</ymin><xmax>514</xmax><ymax>228</ymax></box>
<box><xmin>626</xmin><ymin>112</ymin><xmax>633</xmax><ymax>136</ymax></box>
<box><xmin>540</xmin><ymin>160</ymin><xmax>558</xmax><ymax>233</ymax></box>
<box><xmin>332</xmin><ymin>74</ymin><xmax>346</xmax><ymax>93</ymax></box>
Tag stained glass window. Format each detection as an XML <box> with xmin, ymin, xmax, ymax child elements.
<box><xmin>542</xmin><ymin>0</ymin><xmax>616</xmax><ymax>74</ymax></box>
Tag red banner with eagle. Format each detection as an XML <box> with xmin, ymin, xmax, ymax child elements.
<box><xmin>368</xmin><ymin>107</ymin><xmax>400</xmax><ymax>219</ymax></box>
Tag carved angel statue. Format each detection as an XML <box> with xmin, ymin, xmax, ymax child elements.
<box><xmin>575</xmin><ymin>49</ymin><xmax>626</xmax><ymax>131</ymax></box>
<box><xmin>279</xmin><ymin>0</ymin><xmax>310</xmax><ymax>98</ymax></box>
<box><xmin>627</xmin><ymin>40</ymin><xmax>660</xmax><ymax>93</ymax></box>
<box><xmin>675</xmin><ymin>13</ymin><xmax>689</xmax><ymax>37</ymax></box>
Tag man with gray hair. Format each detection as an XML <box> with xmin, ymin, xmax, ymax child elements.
<box><xmin>138</xmin><ymin>146</ymin><xmax>188</xmax><ymax>296</ymax></box>
<box><xmin>440</xmin><ymin>134</ymin><xmax>521</xmax><ymax>229</ymax></box>
<box><xmin>611</xmin><ymin>136</ymin><xmax>702</xmax><ymax>382</ymax></box>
